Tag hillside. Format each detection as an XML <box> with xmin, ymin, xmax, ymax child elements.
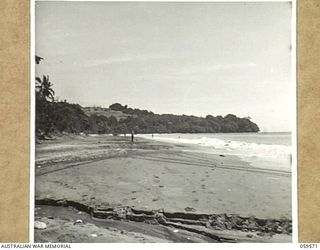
<box><xmin>36</xmin><ymin>101</ymin><xmax>259</xmax><ymax>138</ymax></box>
<box><xmin>108</xmin><ymin>103</ymin><xmax>260</xmax><ymax>134</ymax></box>
<box><xmin>82</xmin><ymin>106</ymin><xmax>135</xmax><ymax>120</ymax></box>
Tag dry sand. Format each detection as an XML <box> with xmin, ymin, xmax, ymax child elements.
<box><xmin>34</xmin><ymin>134</ymin><xmax>292</xmax><ymax>243</ymax></box>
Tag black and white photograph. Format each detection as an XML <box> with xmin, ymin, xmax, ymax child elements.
<box><xmin>34</xmin><ymin>0</ymin><xmax>295</xmax><ymax>243</ymax></box>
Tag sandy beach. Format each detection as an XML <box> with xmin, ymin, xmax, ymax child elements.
<box><xmin>34</xmin><ymin>134</ymin><xmax>292</xmax><ymax>243</ymax></box>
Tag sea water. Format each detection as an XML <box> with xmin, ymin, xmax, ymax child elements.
<box><xmin>137</xmin><ymin>132</ymin><xmax>292</xmax><ymax>171</ymax></box>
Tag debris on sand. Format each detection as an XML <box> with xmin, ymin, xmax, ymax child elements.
<box><xmin>35</xmin><ymin>199</ymin><xmax>293</xmax><ymax>243</ymax></box>
<box><xmin>74</xmin><ymin>219</ymin><xmax>83</xmax><ymax>225</ymax></box>
<box><xmin>184</xmin><ymin>207</ymin><xmax>197</xmax><ymax>212</ymax></box>
<box><xmin>34</xmin><ymin>221</ymin><xmax>47</xmax><ymax>230</ymax></box>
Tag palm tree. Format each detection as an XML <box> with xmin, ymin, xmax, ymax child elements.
<box><xmin>35</xmin><ymin>55</ymin><xmax>44</xmax><ymax>64</ymax></box>
<box><xmin>36</xmin><ymin>75</ymin><xmax>55</xmax><ymax>102</ymax></box>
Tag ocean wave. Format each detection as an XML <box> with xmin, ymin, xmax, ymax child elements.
<box><xmin>138</xmin><ymin>134</ymin><xmax>291</xmax><ymax>160</ymax></box>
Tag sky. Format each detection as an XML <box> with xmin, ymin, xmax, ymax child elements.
<box><xmin>35</xmin><ymin>1</ymin><xmax>293</xmax><ymax>132</ymax></box>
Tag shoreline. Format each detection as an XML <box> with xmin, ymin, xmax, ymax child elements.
<box><xmin>137</xmin><ymin>133</ymin><xmax>292</xmax><ymax>173</ymax></box>
<box><xmin>35</xmin><ymin>134</ymin><xmax>292</xmax><ymax>242</ymax></box>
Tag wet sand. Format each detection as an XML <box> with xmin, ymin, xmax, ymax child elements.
<box><xmin>35</xmin><ymin>134</ymin><xmax>292</xmax><ymax>242</ymax></box>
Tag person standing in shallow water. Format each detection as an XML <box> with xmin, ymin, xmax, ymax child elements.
<box><xmin>131</xmin><ymin>130</ymin><xmax>134</xmax><ymax>142</ymax></box>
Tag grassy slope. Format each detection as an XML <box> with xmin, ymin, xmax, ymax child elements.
<box><xmin>82</xmin><ymin>107</ymin><xmax>135</xmax><ymax>121</ymax></box>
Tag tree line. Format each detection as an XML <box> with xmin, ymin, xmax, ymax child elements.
<box><xmin>106</xmin><ymin>103</ymin><xmax>259</xmax><ymax>134</ymax></box>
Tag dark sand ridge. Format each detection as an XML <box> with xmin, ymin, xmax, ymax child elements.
<box><xmin>35</xmin><ymin>134</ymin><xmax>292</xmax><ymax>242</ymax></box>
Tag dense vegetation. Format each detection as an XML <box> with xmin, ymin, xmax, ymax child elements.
<box><xmin>35</xmin><ymin>57</ymin><xmax>259</xmax><ymax>138</ymax></box>
<box><xmin>36</xmin><ymin>101</ymin><xmax>259</xmax><ymax>137</ymax></box>
<box><xmin>107</xmin><ymin>103</ymin><xmax>259</xmax><ymax>134</ymax></box>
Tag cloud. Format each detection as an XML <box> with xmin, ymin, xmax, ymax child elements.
<box><xmin>173</xmin><ymin>63</ymin><xmax>257</xmax><ymax>76</ymax></box>
<box><xmin>140</xmin><ymin>62</ymin><xmax>257</xmax><ymax>81</ymax></box>
<box><xmin>83</xmin><ymin>54</ymin><xmax>169</xmax><ymax>68</ymax></box>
